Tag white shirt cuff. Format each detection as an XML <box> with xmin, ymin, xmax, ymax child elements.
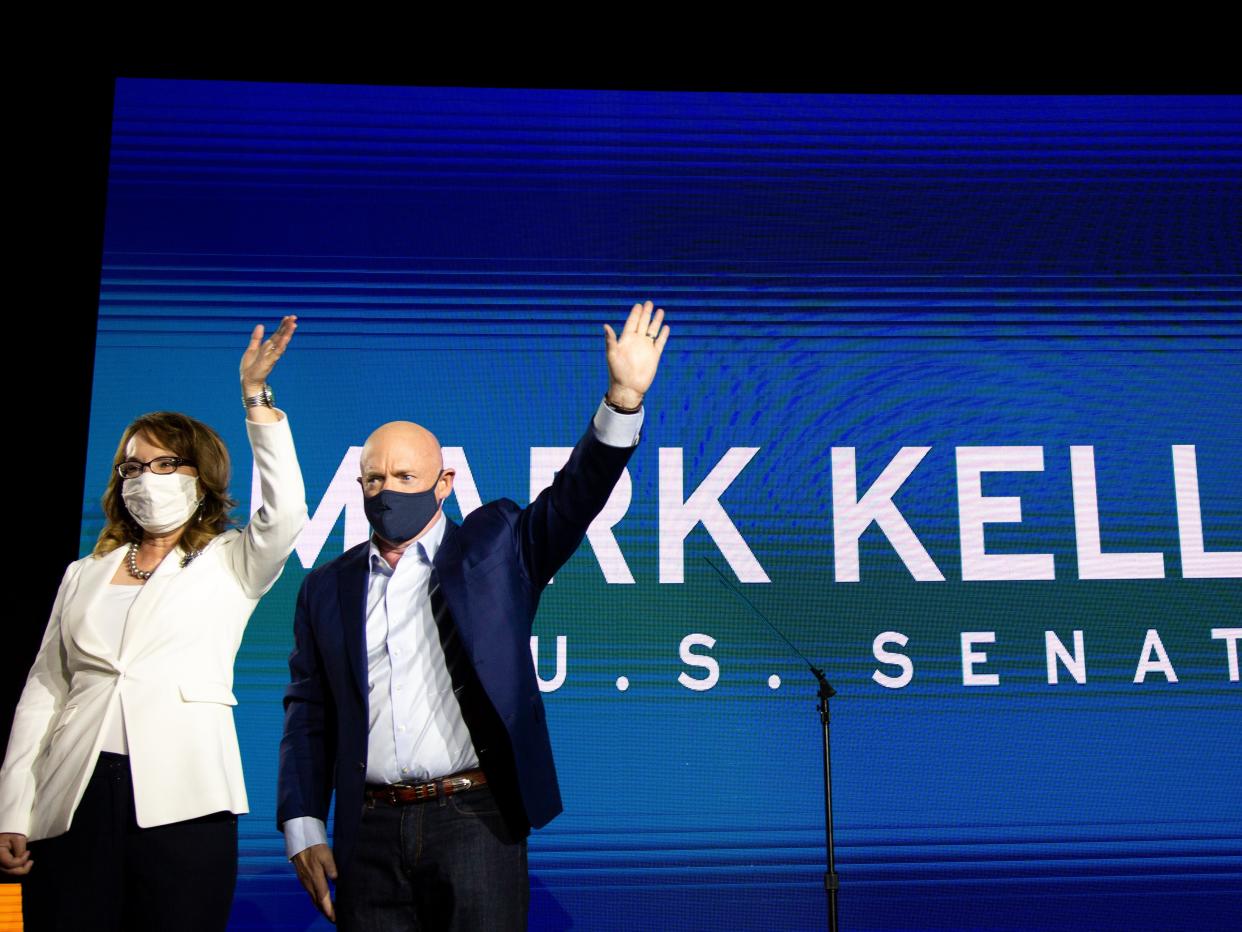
<box><xmin>282</xmin><ymin>815</ymin><xmax>329</xmax><ymax>859</ymax></box>
<box><xmin>592</xmin><ymin>399</ymin><xmax>644</xmax><ymax>448</ymax></box>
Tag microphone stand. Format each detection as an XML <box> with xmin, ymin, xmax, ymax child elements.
<box><xmin>703</xmin><ymin>559</ymin><xmax>841</xmax><ymax>932</ymax></box>
<box><xmin>812</xmin><ymin>664</ymin><xmax>840</xmax><ymax>932</ymax></box>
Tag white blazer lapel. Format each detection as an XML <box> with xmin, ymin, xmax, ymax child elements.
<box><xmin>61</xmin><ymin>547</ymin><xmax>128</xmax><ymax>665</ymax></box>
<box><xmin>117</xmin><ymin>547</ymin><xmax>186</xmax><ymax>664</ymax></box>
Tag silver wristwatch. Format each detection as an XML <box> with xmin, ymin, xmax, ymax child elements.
<box><xmin>242</xmin><ymin>384</ymin><xmax>275</xmax><ymax>409</ymax></box>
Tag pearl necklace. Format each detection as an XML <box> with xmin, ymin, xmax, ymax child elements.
<box><xmin>126</xmin><ymin>542</ymin><xmax>153</xmax><ymax>581</ymax></box>
<box><xmin>126</xmin><ymin>541</ymin><xmax>203</xmax><ymax>580</ymax></box>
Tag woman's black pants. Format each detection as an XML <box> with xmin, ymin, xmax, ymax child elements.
<box><xmin>23</xmin><ymin>751</ymin><xmax>237</xmax><ymax>931</ymax></box>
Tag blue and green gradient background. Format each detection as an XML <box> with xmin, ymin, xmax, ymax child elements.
<box><xmin>82</xmin><ymin>81</ymin><xmax>1240</xmax><ymax>930</ymax></box>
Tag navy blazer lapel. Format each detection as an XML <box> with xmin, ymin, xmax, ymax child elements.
<box><xmin>432</xmin><ymin>517</ymin><xmax>470</xmax><ymax>642</ymax></box>
<box><xmin>437</xmin><ymin>516</ymin><xmax>460</xmax><ymax>562</ymax></box>
<box><xmin>432</xmin><ymin>517</ymin><xmax>462</xmax><ymax>581</ymax></box>
<box><xmin>337</xmin><ymin>542</ymin><xmax>371</xmax><ymax>702</ymax></box>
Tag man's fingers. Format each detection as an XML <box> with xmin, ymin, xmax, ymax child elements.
<box><xmin>637</xmin><ymin>300</ymin><xmax>653</xmax><ymax>336</ymax></box>
<box><xmin>307</xmin><ymin>866</ymin><xmax>331</xmax><ymax>916</ymax></box>
<box><xmin>321</xmin><ymin>890</ymin><xmax>336</xmax><ymax>923</ymax></box>
<box><xmin>647</xmin><ymin>307</ymin><xmax>665</xmax><ymax>336</ymax></box>
<box><xmin>321</xmin><ymin>847</ymin><xmax>339</xmax><ymax>882</ymax></box>
<box><xmin>294</xmin><ymin>856</ymin><xmax>320</xmax><ymax>893</ymax></box>
<box><xmin>295</xmin><ymin>846</ymin><xmax>337</xmax><ymax>921</ymax></box>
<box><xmin>655</xmin><ymin>324</ymin><xmax>670</xmax><ymax>354</ymax></box>
<box><xmin>624</xmin><ymin>302</ymin><xmax>642</xmax><ymax>334</ymax></box>
<box><xmin>319</xmin><ymin>849</ymin><xmax>338</xmax><ymax>921</ymax></box>
<box><xmin>603</xmin><ymin>323</ymin><xmax>618</xmax><ymax>348</ymax></box>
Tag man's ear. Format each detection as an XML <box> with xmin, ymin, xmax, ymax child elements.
<box><xmin>438</xmin><ymin>468</ymin><xmax>456</xmax><ymax>499</ymax></box>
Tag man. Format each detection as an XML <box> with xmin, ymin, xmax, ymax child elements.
<box><xmin>277</xmin><ymin>301</ymin><xmax>670</xmax><ymax>929</ymax></box>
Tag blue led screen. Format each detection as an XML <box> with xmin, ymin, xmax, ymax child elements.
<box><xmin>77</xmin><ymin>81</ymin><xmax>1242</xmax><ymax>930</ymax></box>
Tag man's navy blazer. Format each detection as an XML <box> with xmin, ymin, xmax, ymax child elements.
<box><xmin>276</xmin><ymin>420</ymin><xmax>635</xmax><ymax>876</ymax></box>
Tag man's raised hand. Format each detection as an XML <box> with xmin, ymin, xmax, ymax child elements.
<box><xmin>603</xmin><ymin>300</ymin><xmax>670</xmax><ymax>411</ymax></box>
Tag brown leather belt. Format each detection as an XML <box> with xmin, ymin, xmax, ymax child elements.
<box><xmin>364</xmin><ymin>769</ymin><xmax>488</xmax><ymax>806</ymax></box>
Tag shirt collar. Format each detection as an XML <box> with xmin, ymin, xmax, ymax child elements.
<box><xmin>367</xmin><ymin>511</ymin><xmax>447</xmax><ymax>575</ymax></box>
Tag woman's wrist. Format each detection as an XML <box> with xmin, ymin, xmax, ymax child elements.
<box><xmin>242</xmin><ymin>383</ymin><xmax>275</xmax><ymax>409</ymax></box>
<box><xmin>242</xmin><ymin>382</ymin><xmax>280</xmax><ymax>423</ymax></box>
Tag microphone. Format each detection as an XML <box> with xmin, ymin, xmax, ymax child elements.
<box><xmin>700</xmin><ymin>556</ymin><xmax>835</xmax><ymax>699</ymax></box>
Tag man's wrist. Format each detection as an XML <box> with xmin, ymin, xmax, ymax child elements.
<box><xmin>604</xmin><ymin>386</ymin><xmax>643</xmax><ymax>412</ymax></box>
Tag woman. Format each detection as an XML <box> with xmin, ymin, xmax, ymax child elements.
<box><xmin>0</xmin><ymin>316</ymin><xmax>308</xmax><ymax>930</ymax></box>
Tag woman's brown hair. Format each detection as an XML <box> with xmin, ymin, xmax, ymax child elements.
<box><xmin>94</xmin><ymin>411</ymin><xmax>238</xmax><ymax>557</ymax></box>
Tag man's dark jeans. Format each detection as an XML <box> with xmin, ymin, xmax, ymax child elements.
<box><xmin>336</xmin><ymin>784</ymin><xmax>528</xmax><ymax>931</ymax></box>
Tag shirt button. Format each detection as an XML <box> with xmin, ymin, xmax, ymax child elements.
<box><xmin>395</xmin><ymin>684</ymin><xmax>402</xmax><ymax>691</ymax></box>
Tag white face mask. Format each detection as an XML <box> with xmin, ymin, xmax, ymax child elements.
<box><xmin>121</xmin><ymin>472</ymin><xmax>203</xmax><ymax>534</ymax></box>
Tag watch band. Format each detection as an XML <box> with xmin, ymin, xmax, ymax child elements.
<box><xmin>603</xmin><ymin>394</ymin><xmax>642</xmax><ymax>415</ymax></box>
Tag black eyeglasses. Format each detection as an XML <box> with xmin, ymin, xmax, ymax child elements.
<box><xmin>116</xmin><ymin>456</ymin><xmax>195</xmax><ymax>480</ymax></box>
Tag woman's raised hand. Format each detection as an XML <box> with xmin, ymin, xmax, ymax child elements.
<box><xmin>241</xmin><ymin>315</ymin><xmax>298</xmax><ymax>394</ymax></box>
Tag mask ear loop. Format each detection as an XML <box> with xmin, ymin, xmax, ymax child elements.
<box><xmin>181</xmin><ymin>500</ymin><xmax>205</xmax><ymax>568</ymax></box>
<box><xmin>185</xmin><ymin>493</ymin><xmax>206</xmax><ymax>567</ymax></box>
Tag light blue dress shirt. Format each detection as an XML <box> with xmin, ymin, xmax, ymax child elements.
<box><xmin>362</xmin><ymin>514</ymin><xmax>476</xmax><ymax>785</ymax></box>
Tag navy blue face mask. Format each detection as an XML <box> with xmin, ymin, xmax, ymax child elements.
<box><xmin>363</xmin><ymin>470</ymin><xmax>444</xmax><ymax>544</ymax></box>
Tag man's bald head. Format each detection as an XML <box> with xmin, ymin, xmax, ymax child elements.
<box><xmin>358</xmin><ymin>421</ymin><xmax>456</xmax><ymax>546</ymax></box>
<box><xmin>361</xmin><ymin>421</ymin><xmax>443</xmax><ymax>478</ymax></box>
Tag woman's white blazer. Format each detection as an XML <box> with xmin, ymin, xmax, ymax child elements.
<box><xmin>0</xmin><ymin>413</ymin><xmax>307</xmax><ymax>841</ymax></box>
